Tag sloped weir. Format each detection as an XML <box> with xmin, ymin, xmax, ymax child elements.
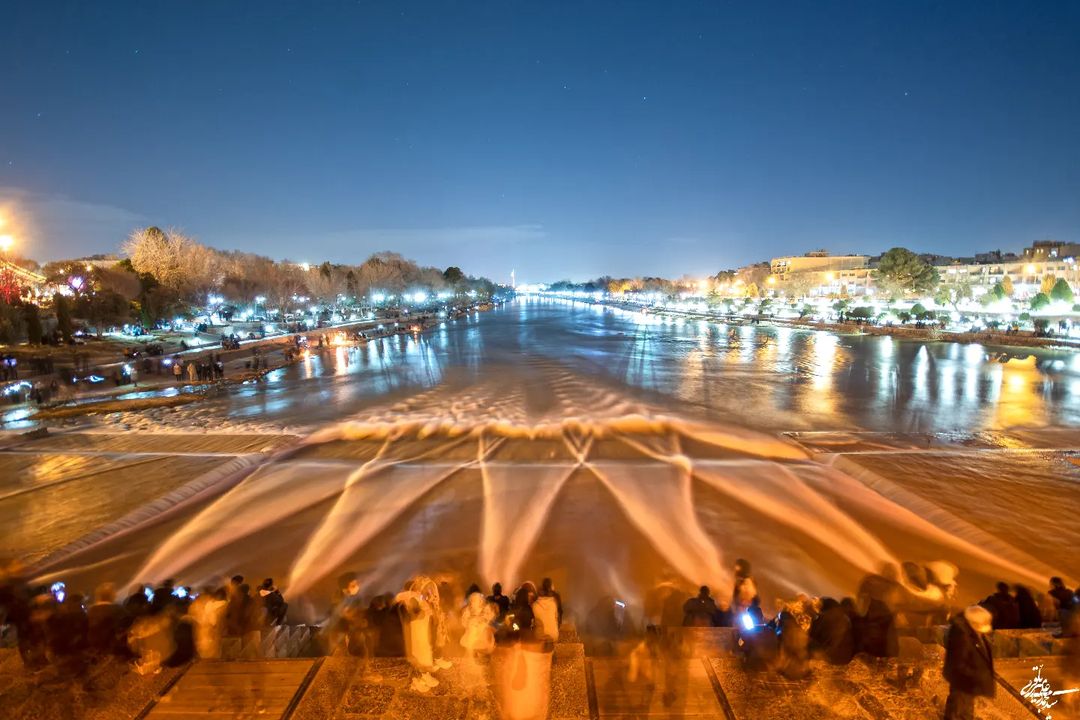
<box><xmin>92</xmin><ymin>412</ymin><xmax>1064</xmax><ymax>618</ymax></box>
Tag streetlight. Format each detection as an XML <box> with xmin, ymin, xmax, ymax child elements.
<box><xmin>0</xmin><ymin>235</ymin><xmax>14</xmax><ymax>255</ymax></box>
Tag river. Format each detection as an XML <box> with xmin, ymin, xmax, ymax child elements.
<box><xmin>6</xmin><ymin>298</ymin><xmax>1080</xmax><ymax>615</ymax></box>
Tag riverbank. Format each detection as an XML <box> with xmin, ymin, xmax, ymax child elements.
<box><xmin>595</xmin><ymin>298</ymin><xmax>1080</xmax><ymax>353</ymax></box>
<box><xmin>3</xmin><ymin>314</ymin><xmax>439</xmax><ymax>424</ymax></box>
<box><xmin>4</xmin><ymin>301</ymin><xmax>507</xmax><ymax>426</ymax></box>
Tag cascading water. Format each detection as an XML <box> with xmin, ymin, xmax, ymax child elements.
<box><xmin>100</xmin><ymin>380</ymin><xmax>1067</xmax><ymax>617</ymax></box>
<box><xmin>20</xmin><ymin>301</ymin><xmax>1079</xmax><ymax>618</ymax></box>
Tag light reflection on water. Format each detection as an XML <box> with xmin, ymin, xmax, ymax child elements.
<box><xmin>195</xmin><ymin>298</ymin><xmax>1078</xmax><ymax>431</ymax></box>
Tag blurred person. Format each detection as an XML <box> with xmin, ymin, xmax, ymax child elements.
<box><xmin>438</xmin><ymin>579</ymin><xmax>465</xmax><ymax>654</ymax></box>
<box><xmin>224</xmin><ymin>582</ymin><xmax>249</xmax><ymax>639</ymax></box>
<box><xmin>371</xmin><ymin>594</ymin><xmax>403</xmax><ymax>657</ymax></box>
<box><xmin>584</xmin><ymin>596</ymin><xmax>623</xmax><ymax>657</ymax></box>
<box><xmin>23</xmin><ymin>589</ymin><xmax>54</xmax><ymax>670</ymax></box>
<box><xmin>396</xmin><ymin>580</ymin><xmax>441</xmax><ymax>692</ymax></box>
<box><xmin>259</xmin><ymin>578</ymin><xmax>288</xmax><ymax>626</ymax></box>
<box><xmin>682</xmin><ymin>586</ymin><xmax>719</xmax><ymax>627</ymax></box>
<box><xmin>540</xmin><ymin>578</ymin><xmax>563</xmax><ymax>627</ymax></box>
<box><xmin>223</xmin><ymin>581</ymin><xmax>263</xmax><ymax>660</ymax></box>
<box><xmin>327</xmin><ymin>574</ymin><xmax>361</xmax><ymax>652</ymax></box>
<box><xmin>414</xmin><ymin>576</ymin><xmax>453</xmax><ymax>669</ymax></box>
<box><xmin>150</xmin><ymin>578</ymin><xmax>177</xmax><ymax>615</ymax></box>
<box><xmin>943</xmin><ymin>606</ymin><xmax>995</xmax><ymax>720</ymax></box>
<box><xmin>980</xmin><ymin>582</ymin><xmax>1019</xmax><ymax>630</ymax></box>
<box><xmin>776</xmin><ymin>597</ymin><xmax>812</xmax><ymax>680</ymax></box>
<box><xmin>925</xmin><ymin>561</ymin><xmax>960</xmax><ymax>624</ymax></box>
<box><xmin>497</xmin><ymin>636</ymin><xmax>553</xmax><ymax>720</ymax></box>
<box><xmin>857</xmin><ymin>569</ymin><xmax>901</xmax><ymax>658</ymax></box>
<box><xmin>661</xmin><ymin>586</ymin><xmax>690</xmax><ymax>628</ymax></box>
<box><xmin>87</xmin><ymin>583</ymin><xmax>127</xmax><ymax>658</ymax></box>
<box><xmin>123</xmin><ymin>584</ymin><xmax>151</xmax><ymax>619</ymax></box>
<box><xmin>488</xmin><ymin>582</ymin><xmax>511</xmax><ymax>623</ymax></box>
<box><xmin>643</xmin><ymin>577</ymin><xmax>681</xmax><ymax>628</ymax></box>
<box><xmin>47</xmin><ymin>592</ymin><xmax>88</xmax><ymax>678</ymax></box>
<box><xmin>859</xmin><ymin>595</ymin><xmax>899</xmax><ymax>658</ymax></box>
<box><xmin>1013</xmin><ymin>585</ymin><xmax>1042</xmax><ymax>629</ymax></box>
<box><xmin>899</xmin><ymin>561</ymin><xmax>952</xmax><ymax>627</ymax></box>
<box><xmin>745</xmin><ymin>596</ymin><xmax>766</xmax><ymax>626</ymax></box>
<box><xmin>626</xmin><ymin>624</ymin><xmax>683</xmax><ymax>710</ymax></box>
<box><xmin>0</xmin><ymin>567</ymin><xmax>39</xmax><ymax>669</ymax></box>
<box><xmin>1050</xmin><ymin>577</ymin><xmax>1076</xmax><ymax>624</ymax></box>
<box><xmin>460</xmin><ymin>591</ymin><xmax>496</xmax><ymax>655</ymax></box>
<box><xmin>810</xmin><ymin>597</ymin><xmax>855</xmax><ymax>666</ymax></box>
<box><xmin>333</xmin><ymin>575</ymin><xmax>382</xmax><ymax>680</ymax></box>
<box><xmin>510</xmin><ymin>584</ymin><xmax>537</xmax><ymax>640</ymax></box>
<box><xmin>840</xmin><ymin>597</ymin><xmax>862</xmax><ymax>656</ymax></box>
<box><xmin>129</xmin><ymin>604</ymin><xmax>175</xmax><ymax>675</ymax></box>
<box><xmin>189</xmin><ymin>587</ymin><xmax>227</xmax><ymax>659</ymax></box>
<box><xmin>167</xmin><ymin>606</ymin><xmax>197</xmax><ymax>666</ymax></box>
<box><xmin>459</xmin><ymin>591</ymin><xmax>496</xmax><ymax>694</ymax></box>
<box><xmin>533</xmin><ymin>584</ymin><xmax>561</xmax><ymax>643</ymax></box>
<box><xmin>732</xmin><ymin>559</ymin><xmax>758</xmax><ymax>617</ymax></box>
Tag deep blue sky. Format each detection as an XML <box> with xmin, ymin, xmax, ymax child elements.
<box><xmin>2</xmin><ymin>1</ymin><xmax>1079</xmax><ymax>283</ymax></box>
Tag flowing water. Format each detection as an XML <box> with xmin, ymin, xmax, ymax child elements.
<box><xmin>9</xmin><ymin>298</ymin><xmax>1080</xmax><ymax>616</ymax></box>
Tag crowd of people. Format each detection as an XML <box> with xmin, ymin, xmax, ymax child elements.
<box><xmin>1</xmin><ymin>559</ymin><xmax>1077</xmax><ymax>718</ymax></box>
<box><xmin>647</xmin><ymin>561</ymin><xmax>1078</xmax><ymax>720</ymax></box>
<box><xmin>325</xmin><ymin>574</ymin><xmax>565</xmax><ymax>694</ymax></box>
<box><xmin>0</xmin><ymin>572</ymin><xmax>288</xmax><ymax>680</ymax></box>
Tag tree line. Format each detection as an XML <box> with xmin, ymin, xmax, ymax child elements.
<box><xmin>0</xmin><ymin>226</ymin><xmax>499</xmax><ymax>344</ymax></box>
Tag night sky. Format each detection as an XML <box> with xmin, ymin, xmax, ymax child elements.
<box><xmin>2</xmin><ymin>1</ymin><xmax>1079</xmax><ymax>283</ymax></box>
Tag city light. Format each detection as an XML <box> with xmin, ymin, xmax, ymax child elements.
<box><xmin>0</xmin><ymin>235</ymin><xmax>13</xmax><ymax>254</ymax></box>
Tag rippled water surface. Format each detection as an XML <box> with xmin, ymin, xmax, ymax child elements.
<box><xmin>9</xmin><ymin>299</ymin><xmax>1080</xmax><ymax>613</ymax></box>
<box><xmin>208</xmin><ymin>298</ymin><xmax>1080</xmax><ymax>432</ymax></box>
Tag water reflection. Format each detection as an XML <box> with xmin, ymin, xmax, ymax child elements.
<box><xmin>190</xmin><ymin>298</ymin><xmax>1079</xmax><ymax>432</ymax></box>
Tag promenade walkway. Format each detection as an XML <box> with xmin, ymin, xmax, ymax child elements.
<box><xmin>142</xmin><ymin>659</ymin><xmax>320</xmax><ymax>720</ymax></box>
<box><xmin>3</xmin><ymin>633</ymin><xmax>1052</xmax><ymax>720</ymax></box>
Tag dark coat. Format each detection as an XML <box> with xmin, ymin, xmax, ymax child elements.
<box><xmin>777</xmin><ymin>611</ymin><xmax>811</xmax><ymax>680</ymax></box>
<box><xmin>981</xmin><ymin>591</ymin><xmax>1019</xmax><ymax>630</ymax></box>
<box><xmin>1014</xmin><ymin>587</ymin><xmax>1042</xmax><ymax>629</ymax></box>
<box><xmin>46</xmin><ymin>602</ymin><xmax>87</xmax><ymax>657</ymax></box>
<box><xmin>1050</xmin><ymin>586</ymin><xmax>1076</xmax><ymax>613</ymax></box>
<box><xmin>487</xmin><ymin>593</ymin><xmax>511</xmax><ymax>622</ymax></box>
<box><xmin>858</xmin><ymin>598</ymin><xmax>899</xmax><ymax>658</ymax></box>
<box><xmin>810</xmin><ymin>603</ymin><xmax>855</xmax><ymax>665</ymax></box>
<box><xmin>682</xmin><ymin>595</ymin><xmax>719</xmax><ymax>627</ymax></box>
<box><xmin>943</xmin><ymin>614</ymin><xmax>995</xmax><ymax>697</ymax></box>
<box><xmin>87</xmin><ymin>602</ymin><xmax>126</xmax><ymax>656</ymax></box>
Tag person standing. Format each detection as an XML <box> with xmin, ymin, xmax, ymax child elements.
<box><xmin>732</xmin><ymin>559</ymin><xmax>758</xmax><ymax>617</ymax></box>
<box><xmin>396</xmin><ymin>583</ymin><xmax>439</xmax><ymax>692</ymax></box>
<box><xmin>173</xmin><ymin>360</ymin><xmax>183</xmax><ymax>383</ymax></box>
<box><xmin>488</xmin><ymin>582</ymin><xmax>511</xmax><ymax>623</ymax></box>
<box><xmin>190</xmin><ymin>587</ymin><xmax>228</xmax><ymax>659</ymax></box>
<box><xmin>943</xmin><ymin>606</ymin><xmax>995</xmax><ymax>720</ymax></box>
<box><xmin>533</xmin><ymin>579</ymin><xmax>563</xmax><ymax>642</ymax></box>
<box><xmin>682</xmin><ymin>586</ymin><xmax>719</xmax><ymax>627</ymax></box>
<box><xmin>1049</xmin><ymin>577</ymin><xmax>1076</xmax><ymax>624</ymax></box>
